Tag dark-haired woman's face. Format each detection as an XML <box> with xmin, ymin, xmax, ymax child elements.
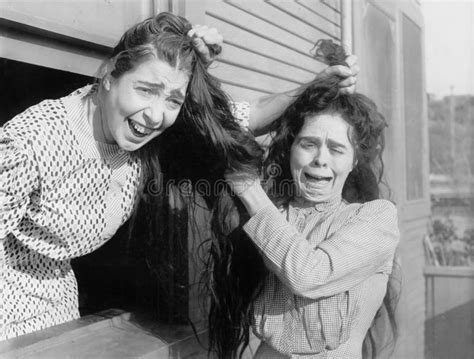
<box><xmin>101</xmin><ymin>58</ymin><xmax>189</xmax><ymax>151</ymax></box>
<box><xmin>290</xmin><ymin>113</ymin><xmax>355</xmax><ymax>203</ymax></box>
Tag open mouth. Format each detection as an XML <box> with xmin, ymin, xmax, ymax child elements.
<box><xmin>127</xmin><ymin>118</ymin><xmax>155</xmax><ymax>138</ymax></box>
<box><xmin>304</xmin><ymin>173</ymin><xmax>332</xmax><ymax>184</ymax></box>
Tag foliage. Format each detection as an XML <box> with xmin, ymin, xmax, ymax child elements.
<box><xmin>426</xmin><ymin>216</ymin><xmax>473</xmax><ymax>266</ymax></box>
<box><xmin>428</xmin><ymin>94</ymin><xmax>474</xmax><ymax>177</ymax></box>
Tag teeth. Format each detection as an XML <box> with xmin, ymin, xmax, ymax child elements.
<box><xmin>129</xmin><ymin>119</ymin><xmax>151</xmax><ymax>135</ymax></box>
<box><xmin>306</xmin><ymin>174</ymin><xmax>331</xmax><ymax>181</ymax></box>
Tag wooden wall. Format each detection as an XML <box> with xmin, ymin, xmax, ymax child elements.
<box><xmin>0</xmin><ymin>0</ymin><xmax>156</xmax><ymax>75</ymax></box>
<box><xmin>353</xmin><ymin>1</ymin><xmax>429</xmax><ymax>358</ymax></box>
<box><xmin>187</xmin><ymin>0</ymin><xmax>342</xmax><ymax>101</ymax></box>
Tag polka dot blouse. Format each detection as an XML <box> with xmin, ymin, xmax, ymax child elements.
<box><xmin>0</xmin><ymin>85</ymin><xmax>250</xmax><ymax>339</ymax></box>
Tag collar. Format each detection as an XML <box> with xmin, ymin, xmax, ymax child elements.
<box><xmin>62</xmin><ymin>84</ymin><xmax>127</xmax><ymax>161</ymax></box>
<box><xmin>290</xmin><ymin>195</ymin><xmax>343</xmax><ymax>214</ymax></box>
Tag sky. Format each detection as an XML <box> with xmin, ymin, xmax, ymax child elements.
<box><xmin>421</xmin><ymin>0</ymin><xmax>474</xmax><ymax>97</ymax></box>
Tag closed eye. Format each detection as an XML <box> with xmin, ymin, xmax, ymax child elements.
<box><xmin>137</xmin><ymin>87</ymin><xmax>155</xmax><ymax>96</ymax></box>
<box><xmin>330</xmin><ymin>147</ymin><xmax>344</xmax><ymax>154</ymax></box>
<box><xmin>168</xmin><ymin>98</ymin><xmax>184</xmax><ymax>110</ymax></box>
<box><xmin>300</xmin><ymin>140</ymin><xmax>317</xmax><ymax>149</ymax></box>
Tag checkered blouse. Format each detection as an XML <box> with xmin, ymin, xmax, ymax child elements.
<box><xmin>243</xmin><ymin>198</ymin><xmax>399</xmax><ymax>358</ymax></box>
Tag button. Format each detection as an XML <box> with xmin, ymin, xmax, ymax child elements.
<box><xmin>54</xmin><ymin>269</ymin><xmax>61</xmax><ymax>276</ymax></box>
<box><xmin>118</xmin><ymin>149</ymin><xmax>125</xmax><ymax>155</ymax></box>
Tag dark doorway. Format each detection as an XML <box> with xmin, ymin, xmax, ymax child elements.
<box><xmin>0</xmin><ymin>58</ymin><xmax>92</xmax><ymax>125</ymax></box>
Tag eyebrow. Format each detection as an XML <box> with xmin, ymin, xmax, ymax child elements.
<box><xmin>136</xmin><ymin>80</ymin><xmax>186</xmax><ymax>99</ymax></box>
<box><xmin>299</xmin><ymin>136</ymin><xmax>348</xmax><ymax>150</ymax></box>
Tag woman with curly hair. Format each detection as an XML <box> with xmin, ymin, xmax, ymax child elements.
<box><xmin>0</xmin><ymin>11</ymin><xmax>357</xmax><ymax>340</ymax></box>
<box><xmin>214</xmin><ymin>46</ymin><xmax>400</xmax><ymax>358</ymax></box>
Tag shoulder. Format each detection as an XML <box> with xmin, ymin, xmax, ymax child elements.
<box><xmin>336</xmin><ymin>200</ymin><xmax>400</xmax><ymax>255</ymax></box>
<box><xmin>4</xmin><ymin>85</ymin><xmax>92</xmax><ymax>128</ymax></box>
<box><xmin>3</xmin><ymin>97</ymin><xmax>68</xmax><ymax>137</ymax></box>
<box><xmin>343</xmin><ymin>199</ymin><xmax>397</xmax><ymax>221</ymax></box>
<box><xmin>338</xmin><ymin>200</ymin><xmax>399</xmax><ymax>243</ymax></box>
<box><xmin>64</xmin><ymin>84</ymin><xmax>95</xmax><ymax>98</ymax></box>
<box><xmin>360</xmin><ymin>199</ymin><xmax>397</xmax><ymax>217</ymax></box>
<box><xmin>230</xmin><ymin>101</ymin><xmax>250</xmax><ymax>129</ymax></box>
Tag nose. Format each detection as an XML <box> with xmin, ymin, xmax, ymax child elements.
<box><xmin>143</xmin><ymin>101</ymin><xmax>164</xmax><ymax>128</ymax></box>
<box><xmin>313</xmin><ymin>146</ymin><xmax>329</xmax><ymax>167</ymax></box>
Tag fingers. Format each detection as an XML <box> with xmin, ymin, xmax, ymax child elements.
<box><xmin>225</xmin><ymin>171</ymin><xmax>261</xmax><ymax>196</ymax></box>
<box><xmin>345</xmin><ymin>54</ymin><xmax>358</xmax><ymax>68</ymax></box>
<box><xmin>187</xmin><ymin>25</ymin><xmax>223</xmax><ymax>46</ymax></box>
<box><xmin>319</xmin><ymin>54</ymin><xmax>359</xmax><ymax>78</ymax></box>
<box><xmin>187</xmin><ymin>25</ymin><xmax>224</xmax><ymax>65</ymax></box>
<box><xmin>338</xmin><ymin>76</ymin><xmax>357</xmax><ymax>88</ymax></box>
<box><xmin>315</xmin><ymin>51</ymin><xmax>359</xmax><ymax>94</ymax></box>
<box><xmin>351</xmin><ymin>63</ymin><xmax>360</xmax><ymax>76</ymax></box>
<box><xmin>346</xmin><ymin>55</ymin><xmax>360</xmax><ymax>78</ymax></box>
<box><xmin>339</xmin><ymin>84</ymin><xmax>356</xmax><ymax>94</ymax></box>
<box><xmin>322</xmin><ymin>65</ymin><xmax>353</xmax><ymax>78</ymax></box>
<box><xmin>338</xmin><ymin>76</ymin><xmax>357</xmax><ymax>94</ymax></box>
<box><xmin>190</xmin><ymin>36</ymin><xmax>208</xmax><ymax>55</ymax></box>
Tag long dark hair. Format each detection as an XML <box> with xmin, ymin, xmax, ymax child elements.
<box><xmin>208</xmin><ymin>40</ymin><xmax>400</xmax><ymax>358</ymax></box>
<box><xmin>112</xmin><ymin>12</ymin><xmax>266</xmax><ymax>358</ymax></box>
<box><xmin>104</xmin><ymin>12</ymin><xmax>262</xmax><ymax>198</ymax></box>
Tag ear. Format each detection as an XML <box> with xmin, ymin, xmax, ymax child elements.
<box><xmin>101</xmin><ymin>59</ymin><xmax>115</xmax><ymax>91</ymax></box>
<box><xmin>103</xmin><ymin>75</ymin><xmax>111</xmax><ymax>91</ymax></box>
<box><xmin>352</xmin><ymin>158</ymin><xmax>358</xmax><ymax>170</ymax></box>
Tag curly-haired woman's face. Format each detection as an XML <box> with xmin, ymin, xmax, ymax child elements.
<box><xmin>290</xmin><ymin>113</ymin><xmax>355</xmax><ymax>203</ymax></box>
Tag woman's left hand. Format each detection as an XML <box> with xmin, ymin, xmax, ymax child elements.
<box><xmin>225</xmin><ymin>171</ymin><xmax>260</xmax><ymax>197</ymax></box>
<box><xmin>225</xmin><ymin>172</ymin><xmax>274</xmax><ymax>216</ymax></box>
<box><xmin>187</xmin><ymin>25</ymin><xmax>224</xmax><ymax>66</ymax></box>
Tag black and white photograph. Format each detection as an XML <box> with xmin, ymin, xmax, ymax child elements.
<box><xmin>0</xmin><ymin>0</ymin><xmax>473</xmax><ymax>358</ymax></box>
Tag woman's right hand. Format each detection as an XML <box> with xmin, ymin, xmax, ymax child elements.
<box><xmin>187</xmin><ymin>25</ymin><xmax>223</xmax><ymax>66</ymax></box>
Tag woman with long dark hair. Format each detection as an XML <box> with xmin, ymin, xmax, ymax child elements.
<box><xmin>213</xmin><ymin>46</ymin><xmax>401</xmax><ymax>358</ymax></box>
<box><xmin>0</xmin><ymin>11</ymin><xmax>266</xmax><ymax>340</ymax></box>
<box><xmin>0</xmin><ymin>11</ymin><xmax>358</xmax><ymax>340</ymax></box>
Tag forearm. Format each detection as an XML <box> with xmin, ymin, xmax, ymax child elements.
<box><xmin>248</xmin><ymin>86</ymin><xmax>305</xmax><ymax>136</ymax></box>
<box><xmin>247</xmin><ymin>57</ymin><xmax>358</xmax><ymax>135</ymax></box>
<box><xmin>242</xmin><ymin>200</ymin><xmax>399</xmax><ymax>299</ymax></box>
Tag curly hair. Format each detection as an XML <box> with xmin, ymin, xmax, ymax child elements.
<box><xmin>265</xmin><ymin>75</ymin><xmax>388</xmax><ymax>205</ymax></box>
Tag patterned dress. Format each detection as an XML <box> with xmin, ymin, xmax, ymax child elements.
<box><xmin>0</xmin><ymin>85</ymin><xmax>250</xmax><ymax>340</ymax></box>
<box><xmin>243</xmin><ymin>198</ymin><xmax>400</xmax><ymax>358</ymax></box>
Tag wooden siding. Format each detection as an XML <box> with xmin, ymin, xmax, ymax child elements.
<box><xmin>403</xmin><ymin>14</ymin><xmax>425</xmax><ymax>200</ymax></box>
<box><xmin>352</xmin><ymin>1</ymin><xmax>429</xmax><ymax>358</ymax></box>
<box><xmin>204</xmin><ymin>0</ymin><xmax>341</xmax><ymax>101</ymax></box>
<box><xmin>0</xmin><ymin>0</ymin><xmax>156</xmax><ymax>76</ymax></box>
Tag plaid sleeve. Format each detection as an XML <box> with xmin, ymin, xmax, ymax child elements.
<box><xmin>230</xmin><ymin>101</ymin><xmax>250</xmax><ymax>130</ymax></box>
<box><xmin>243</xmin><ymin>200</ymin><xmax>399</xmax><ymax>299</ymax></box>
